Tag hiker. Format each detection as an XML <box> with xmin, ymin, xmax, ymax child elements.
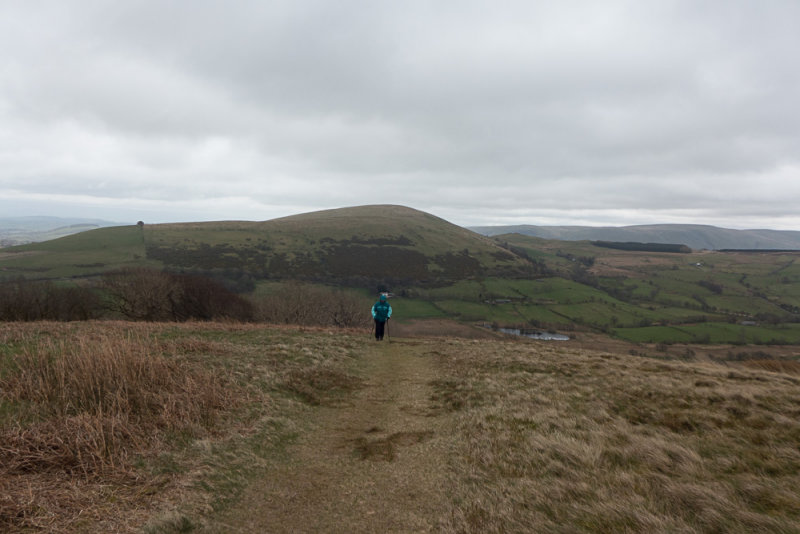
<box><xmin>371</xmin><ymin>293</ymin><xmax>392</xmax><ymax>341</ymax></box>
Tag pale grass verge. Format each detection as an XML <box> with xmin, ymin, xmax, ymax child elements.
<box><xmin>431</xmin><ymin>339</ymin><xmax>800</xmax><ymax>533</ymax></box>
<box><xmin>741</xmin><ymin>358</ymin><xmax>800</xmax><ymax>374</ymax></box>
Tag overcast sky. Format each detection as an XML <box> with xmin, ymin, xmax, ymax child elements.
<box><xmin>1</xmin><ymin>1</ymin><xmax>799</xmax><ymax>229</ymax></box>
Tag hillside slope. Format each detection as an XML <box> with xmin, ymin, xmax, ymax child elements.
<box><xmin>0</xmin><ymin>205</ymin><xmax>531</xmax><ymax>283</ymax></box>
<box><xmin>0</xmin><ymin>225</ymin><xmax>152</xmax><ymax>279</ymax></box>
<box><xmin>471</xmin><ymin>223</ymin><xmax>800</xmax><ymax>250</ymax></box>
<box><xmin>0</xmin><ymin>216</ymin><xmax>124</xmax><ymax>247</ymax></box>
<box><xmin>144</xmin><ymin>205</ymin><xmax>532</xmax><ymax>283</ymax></box>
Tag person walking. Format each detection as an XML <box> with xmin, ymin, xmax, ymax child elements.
<box><xmin>371</xmin><ymin>293</ymin><xmax>392</xmax><ymax>341</ymax></box>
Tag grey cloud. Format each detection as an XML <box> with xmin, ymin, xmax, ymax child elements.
<box><xmin>1</xmin><ymin>1</ymin><xmax>799</xmax><ymax>228</ymax></box>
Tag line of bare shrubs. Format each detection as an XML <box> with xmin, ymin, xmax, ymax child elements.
<box><xmin>0</xmin><ymin>279</ymin><xmax>100</xmax><ymax>321</ymax></box>
<box><xmin>102</xmin><ymin>267</ymin><xmax>254</xmax><ymax>322</ymax></box>
<box><xmin>253</xmin><ymin>282</ymin><xmax>371</xmax><ymax>328</ymax></box>
<box><xmin>0</xmin><ymin>333</ymin><xmax>232</xmax><ymax>481</ymax></box>
<box><xmin>0</xmin><ymin>269</ymin><xmax>254</xmax><ymax>323</ymax></box>
<box><xmin>2</xmin><ymin>271</ymin><xmax>372</xmax><ymax>329</ymax></box>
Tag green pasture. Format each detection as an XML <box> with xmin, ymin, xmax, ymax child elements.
<box><xmin>776</xmin><ymin>262</ymin><xmax>800</xmax><ymax>279</ymax></box>
<box><xmin>548</xmin><ymin>302</ymin><xmax>643</xmax><ymax>328</ymax></box>
<box><xmin>652</xmin><ymin>292</ymin><xmax>704</xmax><ymax>309</ymax></box>
<box><xmin>480</xmin><ymin>278</ymin><xmax>539</xmax><ymax>298</ymax></box>
<box><xmin>528</xmin><ymin>278</ymin><xmax>607</xmax><ymax>303</ymax></box>
<box><xmin>1</xmin><ymin>226</ymin><xmax>152</xmax><ymax>279</ymax></box>
<box><xmin>434</xmin><ymin>299</ymin><xmax>522</xmax><ymax>323</ymax></box>
<box><xmin>598</xmin><ymin>278</ymin><xmax>658</xmax><ymax>301</ymax></box>
<box><xmin>749</xmin><ymin>275</ymin><xmax>800</xmax><ymax>298</ymax></box>
<box><xmin>613</xmin><ymin>326</ymin><xmax>697</xmax><ymax>344</ymax></box>
<box><xmin>14</xmin><ymin>225</ymin><xmax>145</xmax><ymax>254</ymax></box>
<box><xmin>419</xmin><ymin>277</ymin><xmax>597</xmax><ymax>303</ymax></box>
<box><xmin>704</xmin><ymin>295</ymin><xmax>787</xmax><ymax>316</ymax></box>
<box><xmin>648</xmin><ymin>275</ymin><xmax>714</xmax><ymax>297</ymax></box>
<box><xmin>644</xmin><ymin>306</ymin><xmax>723</xmax><ymax>323</ymax></box>
<box><xmin>775</xmin><ymin>295</ymin><xmax>800</xmax><ymax>311</ymax></box>
<box><xmin>614</xmin><ymin>322</ymin><xmax>800</xmax><ymax>345</ymax></box>
<box><xmin>394</xmin><ymin>299</ymin><xmax>447</xmax><ymax>321</ymax></box>
<box><xmin>422</xmin><ymin>280</ymin><xmax>485</xmax><ymax>301</ymax></box>
<box><xmin>514</xmin><ymin>304</ymin><xmax>575</xmax><ymax>326</ymax></box>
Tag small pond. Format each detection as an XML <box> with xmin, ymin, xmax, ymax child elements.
<box><xmin>497</xmin><ymin>327</ymin><xmax>570</xmax><ymax>341</ymax></box>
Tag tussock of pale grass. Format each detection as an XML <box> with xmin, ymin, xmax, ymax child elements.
<box><xmin>1</xmin><ymin>321</ymin><xmax>367</xmax><ymax>532</ymax></box>
<box><xmin>431</xmin><ymin>339</ymin><xmax>800</xmax><ymax>533</ymax></box>
<box><xmin>0</xmin><ymin>325</ymin><xmax>236</xmax><ymax>532</ymax></box>
<box><xmin>1</xmin><ymin>334</ymin><xmax>230</xmax><ymax>472</ymax></box>
<box><xmin>0</xmin><ymin>471</ymin><xmax>154</xmax><ymax>533</ymax></box>
<box><xmin>741</xmin><ymin>358</ymin><xmax>800</xmax><ymax>375</ymax></box>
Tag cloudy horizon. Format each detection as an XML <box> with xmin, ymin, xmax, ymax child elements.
<box><xmin>1</xmin><ymin>1</ymin><xmax>799</xmax><ymax>230</ymax></box>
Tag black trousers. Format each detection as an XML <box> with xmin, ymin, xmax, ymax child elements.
<box><xmin>375</xmin><ymin>320</ymin><xmax>386</xmax><ymax>340</ymax></box>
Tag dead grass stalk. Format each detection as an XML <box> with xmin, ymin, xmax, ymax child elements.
<box><xmin>0</xmin><ymin>327</ymin><xmax>234</xmax><ymax>531</ymax></box>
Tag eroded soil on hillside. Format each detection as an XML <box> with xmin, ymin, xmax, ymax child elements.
<box><xmin>205</xmin><ymin>339</ymin><xmax>451</xmax><ymax>533</ymax></box>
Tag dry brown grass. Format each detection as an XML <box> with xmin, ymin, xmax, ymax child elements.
<box><xmin>4</xmin><ymin>320</ymin><xmax>799</xmax><ymax>532</ymax></box>
<box><xmin>429</xmin><ymin>339</ymin><xmax>800</xmax><ymax>533</ymax></box>
<box><xmin>0</xmin><ymin>321</ymin><xmax>368</xmax><ymax>532</ymax></box>
<box><xmin>1</xmin><ymin>332</ymin><xmax>230</xmax><ymax>473</ymax></box>
<box><xmin>0</xmin><ymin>322</ymin><xmax>236</xmax><ymax>532</ymax></box>
<box><xmin>741</xmin><ymin>358</ymin><xmax>800</xmax><ymax>375</ymax></box>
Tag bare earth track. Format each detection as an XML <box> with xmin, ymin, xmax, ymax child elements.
<box><xmin>206</xmin><ymin>339</ymin><xmax>451</xmax><ymax>533</ymax></box>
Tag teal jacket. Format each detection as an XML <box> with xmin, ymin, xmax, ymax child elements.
<box><xmin>371</xmin><ymin>298</ymin><xmax>392</xmax><ymax>322</ymax></box>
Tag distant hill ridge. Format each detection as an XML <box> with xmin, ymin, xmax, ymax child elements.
<box><xmin>0</xmin><ymin>217</ymin><xmax>125</xmax><ymax>247</ymax></box>
<box><xmin>1</xmin><ymin>205</ymin><xmax>534</xmax><ymax>283</ymax></box>
<box><xmin>470</xmin><ymin>224</ymin><xmax>800</xmax><ymax>251</ymax></box>
<box><xmin>141</xmin><ymin>205</ymin><xmax>533</xmax><ymax>283</ymax></box>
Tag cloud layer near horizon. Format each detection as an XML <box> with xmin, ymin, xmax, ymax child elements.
<box><xmin>1</xmin><ymin>1</ymin><xmax>799</xmax><ymax>228</ymax></box>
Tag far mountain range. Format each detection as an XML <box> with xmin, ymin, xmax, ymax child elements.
<box><xmin>470</xmin><ymin>224</ymin><xmax>800</xmax><ymax>250</ymax></box>
<box><xmin>2</xmin><ymin>215</ymin><xmax>800</xmax><ymax>251</ymax></box>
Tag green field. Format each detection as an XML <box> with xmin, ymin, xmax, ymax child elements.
<box><xmin>1</xmin><ymin>225</ymin><xmax>155</xmax><ymax>279</ymax></box>
<box><xmin>614</xmin><ymin>322</ymin><xmax>800</xmax><ymax>344</ymax></box>
<box><xmin>389</xmin><ymin>298</ymin><xmax>446</xmax><ymax>320</ymax></box>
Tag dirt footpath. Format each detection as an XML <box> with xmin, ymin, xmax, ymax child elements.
<box><xmin>206</xmin><ymin>339</ymin><xmax>451</xmax><ymax>533</ymax></box>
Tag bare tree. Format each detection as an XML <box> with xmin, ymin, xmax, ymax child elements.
<box><xmin>253</xmin><ymin>282</ymin><xmax>370</xmax><ymax>328</ymax></box>
<box><xmin>101</xmin><ymin>268</ymin><xmax>253</xmax><ymax>322</ymax></box>
<box><xmin>0</xmin><ymin>279</ymin><xmax>100</xmax><ymax>321</ymax></box>
<box><xmin>102</xmin><ymin>268</ymin><xmax>178</xmax><ymax>321</ymax></box>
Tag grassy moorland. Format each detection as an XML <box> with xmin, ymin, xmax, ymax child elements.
<box><xmin>2</xmin><ymin>205</ymin><xmax>800</xmax><ymax>346</ymax></box>
<box><xmin>432</xmin><ymin>337</ymin><xmax>800</xmax><ymax>532</ymax></box>
<box><xmin>2</xmin><ymin>321</ymin><xmax>800</xmax><ymax>532</ymax></box>
<box><xmin>0</xmin><ymin>206</ymin><xmax>530</xmax><ymax>283</ymax></box>
<box><xmin>0</xmin><ymin>225</ymin><xmax>154</xmax><ymax>279</ymax></box>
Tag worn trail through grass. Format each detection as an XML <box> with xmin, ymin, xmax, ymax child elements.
<box><xmin>207</xmin><ymin>339</ymin><xmax>450</xmax><ymax>533</ymax></box>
